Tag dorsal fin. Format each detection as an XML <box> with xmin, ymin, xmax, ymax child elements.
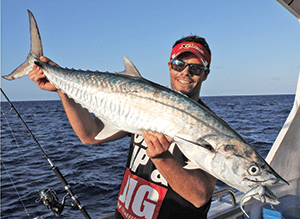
<box><xmin>119</xmin><ymin>56</ymin><xmax>142</xmax><ymax>78</ymax></box>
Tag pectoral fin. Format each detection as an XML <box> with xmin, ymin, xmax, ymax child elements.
<box><xmin>95</xmin><ymin>122</ymin><xmax>122</xmax><ymax>140</ymax></box>
<box><xmin>174</xmin><ymin>135</ymin><xmax>215</xmax><ymax>152</ymax></box>
<box><xmin>183</xmin><ymin>160</ymin><xmax>200</xmax><ymax>170</ymax></box>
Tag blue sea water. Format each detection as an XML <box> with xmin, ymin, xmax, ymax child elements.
<box><xmin>0</xmin><ymin>95</ymin><xmax>294</xmax><ymax>219</ymax></box>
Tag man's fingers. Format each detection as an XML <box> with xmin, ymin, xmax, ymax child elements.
<box><xmin>40</xmin><ymin>56</ymin><xmax>58</xmax><ymax>66</ymax></box>
<box><xmin>144</xmin><ymin>131</ymin><xmax>173</xmax><ymax>147</ymax></box>
<box><xmin>29</xmin><ymin>66</ymin><xmax>46</xmax><ymax>81</ymax></box>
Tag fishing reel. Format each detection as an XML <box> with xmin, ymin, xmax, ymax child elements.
<box><xmin>36</xmin><ymin>188</ymin><xmax>77</xmax><ymax>217</ymax></box>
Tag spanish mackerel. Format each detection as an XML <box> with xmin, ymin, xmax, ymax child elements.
<box><xmin>3</xmin><ymin>10</ymin><xmax>288</xmax><ymax>217</ymax></box>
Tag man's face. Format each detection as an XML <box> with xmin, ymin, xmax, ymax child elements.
<box><xmin>168</xmin><ymin>53</ymin><xmax>210</xmax><ymax>101</ymax></box>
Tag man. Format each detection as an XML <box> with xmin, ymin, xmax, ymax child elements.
<box><xmin>29</xmin><ymin>35</ymin><xmax>217</xmax><ymax>219</ymax></box>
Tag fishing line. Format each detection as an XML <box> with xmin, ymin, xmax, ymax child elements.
<box><xmin>2</xmin><ymin>107</ymin><xmax>30</xmax><ymax>163</ymax></box>
<box><xmin>1</xmin><ymin>89</ymin><xmax>54</xmax><ymax>167</ymax></box>
<box><xmin>1</xmin><ymin>99</ymin><xmax>44</xmax><ymax>218</ymax></box>
<box><xmin>1</xmin><ymin>88</ymin><xmax>92</xmax><ymax>219</ymax></box>
<box><xmin>1</xmin><ymin>108</ymin><xmax>42</xmax><ymax>191</ymax></box>
<box><xmin>1</xmin><ymin>159</ymin><xmax>31</xmax><ymax>219</ymax></box>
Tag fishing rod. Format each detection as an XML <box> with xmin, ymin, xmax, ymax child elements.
<box><xmin>1</xmin><ymin>88</ymin><xmax>92</xmax><ymax>219</ymax></box>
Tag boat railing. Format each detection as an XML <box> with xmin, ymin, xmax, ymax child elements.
<box><xmin>212</xmin><ymin>187</ymin><xmax>237</xmax><ymax>206</ymax></box>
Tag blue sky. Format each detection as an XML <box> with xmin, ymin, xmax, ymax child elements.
<box><xmin>1</xmin><ymin>0</ymin><xmax>300</xmax><ymax>101</ymax></box>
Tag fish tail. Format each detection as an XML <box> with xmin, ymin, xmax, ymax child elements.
<box><xmin>2</xmin><ymin>10</ymin><xmax>43</xmax><ymax>80</ymax></box>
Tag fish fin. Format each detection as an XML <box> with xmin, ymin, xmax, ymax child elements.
<box><xmin>94</xmin><ymin>122</ymin><xmax>122</xmax><ymax>140</ymax></box>
<box><xmin>2</xmin><ymin>59</ymin><xmax>34</xmax><ymax>80</ymax></box>
<box><xmin>174</xmin><ymin>135</ymin><xmax>215</xmax><ymax>152</ymax></box>
<box><xmin>119</xmin><ymin>56</ymin><xmax>142</xmax><ymax>78</ymax></box>
<box><xmin>183</xmin><ymin>160</ymin><xmax>199</xmax><ymax>170</ymax></box>
<box><xmin>2</xmin><ymin>10</ymin><xmax>43</xmax><ymax>80</ymax></box>
<box><xmin>28</xmin><ymin>10</ymin><xmax>43</xmax><ymax>57</ymax></box>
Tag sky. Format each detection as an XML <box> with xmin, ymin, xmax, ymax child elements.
<box><xmin>1</xmin><ymin>0</ymin><xmax>300</xmax><ymax>101</ymax></box>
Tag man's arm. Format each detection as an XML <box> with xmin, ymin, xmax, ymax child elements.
<box><xmin>58</xmin><ymin>90</ymin><xmax>128</xmax><ymax>144</ymax></box>
<box><xmin>29</xmin><ymin>56</ymin><xmax>128</xmax><ymax>145</ymax></box>
<box><xmin>142</xmin><ymin>131</ymin><xmax>216</xmax><ymax>208</ymax></box>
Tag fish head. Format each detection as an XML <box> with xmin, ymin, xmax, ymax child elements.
<box><xmin>201</xmin><ymin>135</ymin><xmax>288</xmax><ymax>189</ymax></box>
<box><xmin>177</xmin><ymin>134</ymin><xmax>288</xmax><ymax>204</ymax></box>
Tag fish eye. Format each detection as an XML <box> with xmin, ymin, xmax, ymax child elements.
<box><xmin>248</xmin><ymin>164</ymin><xmax>261</xmax><ymax>175</ymax></box>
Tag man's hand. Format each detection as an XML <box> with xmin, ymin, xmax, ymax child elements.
<box><xmin>142</xmin><ymin>131</ymin><xmax>174</xmax><ymax>159</ymax></box>
<box><xmin>29</xmin><ymin>56</ymin><xmax>58</xmax><ymax>91</ymax></box>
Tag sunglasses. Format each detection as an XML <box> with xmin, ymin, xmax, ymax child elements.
<box><xmin>170</xmin><ymin>59</ymin><xmax>207</xmax><ymax>76</ymax></box>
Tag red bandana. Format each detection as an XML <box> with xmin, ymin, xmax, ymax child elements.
<box><xmin>170</xmin><ymin>42</ymin><xmax>211</xmax><ymax>67</ymax></box>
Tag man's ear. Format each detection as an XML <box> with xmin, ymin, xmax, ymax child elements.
<box><xmin>168</xmin><ymin>61</ymin><xmax>171</xmax><ymax>69</ymax></box>
<box><xmin>202</xmin><ymin>69</ymin><xmax>210</xmax><ymax>81</ymax></box>
<box><xmin>168</xmin><ymin>61</ymin><xmax>172</xmax><ymax>74</ymax></box>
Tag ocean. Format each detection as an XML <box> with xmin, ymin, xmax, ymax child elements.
<box><xmin>0</xmin><ymin>94</ymin><xmax>294</xmax><ymax>219</ymax></box>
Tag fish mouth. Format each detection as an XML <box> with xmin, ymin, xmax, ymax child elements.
<box><xmin>243</xmin><ymin>176</ymin><xmax>289</xmax><ymax>186</ymax></box>
<box><xmin>243</xmin><ymin>177</ymin><xmax>282</xmax><ymax>185</ymax></box>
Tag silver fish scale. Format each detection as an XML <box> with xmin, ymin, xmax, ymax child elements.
<box><xmin>41</xmin><ymin>64</ymin><xmax>244</xmax><ymax>142</ymax></box>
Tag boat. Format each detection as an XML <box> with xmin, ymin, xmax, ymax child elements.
<box><xmin>99</xmin><ymin>1</ymin><xmax>300</xmax><ymax>218</ymax></box>
<box><xmin>207</xmin><ymin>1</ymin><xmax>300</xmax><ymax>218</ymax></box>
<box><xmin>2</xmin><ymin>1</ymin><xmax>299</xmax><ymax>218</ymax></box>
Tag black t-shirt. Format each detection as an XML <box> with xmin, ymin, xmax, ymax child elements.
<box><xmin>115</xmin><ymin>99</ymin><xmax>212</xmax><ymax>219</ymax></box>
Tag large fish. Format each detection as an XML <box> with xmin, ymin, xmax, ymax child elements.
<box><xmin>3</xmin><ymin>10</ymin><xmax>288</xmax><ymax>217</ymax></box>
